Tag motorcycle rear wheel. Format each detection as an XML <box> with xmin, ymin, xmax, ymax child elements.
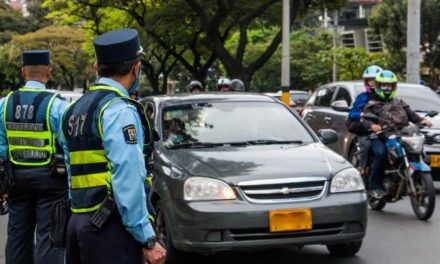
<box><xmin>410</xmin><ymin>172</ymin><xmax>436</xmax><ymax>220</ymax></box>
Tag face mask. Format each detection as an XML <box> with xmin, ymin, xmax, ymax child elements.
<box><xmin>128</xmin><ymin>67</ymin><xmax>142</xmax><ymax>94</ymax></box>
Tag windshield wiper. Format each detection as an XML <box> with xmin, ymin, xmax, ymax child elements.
<box><xmin>168</xmin><ymin>142</ymin><xmax>225</xmax><ymax>149</ymax></box>
<box><xmin>228</xmin><ymin>140</ymin><xmax>304</xmax><ymax>146</ymax></box>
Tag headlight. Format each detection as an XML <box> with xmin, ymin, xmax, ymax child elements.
<box><xmin>401</xmin><ymin>134</ymin><xmax>425</xmax><ymax>153</ymax></box>
<box><xmin>184</xmin><ymin>177</ymin><xmax>237</xmax><ymax>201</ymax></box>
<box><xmin>330</xmin><ymin>168</ymin><xmax>365</xmax><ymax>193</ymax></box>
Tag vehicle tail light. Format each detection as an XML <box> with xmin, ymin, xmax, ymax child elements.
<box><xmin>289</xmin><ymin>101</ymin><xmax>296</xmax><ymax>108</ymax></box>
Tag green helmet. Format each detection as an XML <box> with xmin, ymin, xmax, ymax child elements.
<box><xmin>374</xmin><ymin>70</ymin><xmax>398</xmax><ymax>101</ymax></box>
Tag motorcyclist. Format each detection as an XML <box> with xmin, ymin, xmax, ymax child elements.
<box><xmin>217</xmin><ymin>77</ymin><xmax>231</xmax><ymax>92</ymax></box>
<box><xmin>230</xmin><ymin>79</ymin><xmax>245</xmax><ymax>92</ymax></box>
<box><xmin>347</xmin><ymin>65</ymin><xmax>382</xmax><ymax>176</ymax></box>
<box><xmin>189</xmin><ymin>80</ymin><xmax>203</xmax><ymax>93</ymax></box>
<box><xmin>360</xmin><ymin>70</ymin><xmax>432</xmax><ymax>198</ymax></box>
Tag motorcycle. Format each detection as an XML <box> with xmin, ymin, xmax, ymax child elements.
<box><xmin>351</xmin><ymin>111</ymin><xmax>438</xmax><ymax>220</ymax></box>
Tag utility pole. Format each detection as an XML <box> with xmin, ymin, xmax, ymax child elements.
<box><xmin>332</xmin><ymin>10</ymin><xmax>338</xmax><ymax>82</ymax></box>
<box><xmin>281</xmin><ymin>0</ymin><xmax>290</xmax><ymax>106</ymax></box>
<box><xmin>406</xmin><ymin>0</ymin><xmax>421</xmax><ymax>84</ymax></box>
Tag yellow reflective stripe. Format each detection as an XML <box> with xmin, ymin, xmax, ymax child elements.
<box><xmin>18</xmin><ymin>88</ymin><xmax>47</xmax><ymax>92</ymax></box>
<box><xmin>89</xmin><ymin>86</ymin><xmax>125</xmax><ymax>97</ymax></box>
<box><xmin>98</xmin><ymin>98</ymin><xmax>119</xmax><ymax>139</ymax></box>
<box><xmin>2</xmin><ymin>92</ymin><xmax>12</xmax><ymax>130</ymax></box>
<box><xmin>71</xmin><ymin>203</ymin><xmax>102</xmax><ymax>213</ymax></box>
<box><xmin>148</xmin><ymin>214</ymin><xmax>155</xmax><ymax>223</ymax></box>
<box><xmin>70</xmin><ymin>150</ymin><xmax>107</xmax><ymax>165</ymax></box>
<box><xmin>7</xmin><ymin>130</ymin><xmax>52</xmax><ymax>138</ymax></box>
<box><xmin>71</xmin><ymin>172</ymin><xmax>110</xmax><ymax>189</ymax></box>
<box><xmin>45</xmin><ymin>93</ymin><xmax>57</xmax><ymax>154</ymax></box>
<box><xmin>145</xmin><ymin>176</ymin><xmax>152</xmax><ymax>186</ymax></box>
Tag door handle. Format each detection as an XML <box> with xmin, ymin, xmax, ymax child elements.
<box><xmin>324</xmin><ymin>116</ymin><xmax>332</xmax><ymax>123</ymax></box>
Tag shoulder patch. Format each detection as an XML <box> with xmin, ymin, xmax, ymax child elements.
<box><xmin>123</xmin><ymin>124</ymin><xmax>138</xmax><ymax>144</ymax></box>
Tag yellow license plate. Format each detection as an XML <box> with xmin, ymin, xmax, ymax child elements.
<box><xmin>269</xmin><ymin>208</ymin><xmax>312</xmax><ymax>232</ymax></box>
<box><xmin>431</xmin><ymin>155</ymin><xmax>440</xmax><ymax>168</ymax></box>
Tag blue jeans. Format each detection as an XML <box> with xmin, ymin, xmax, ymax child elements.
<box><xmin>357</xmin><ymin>136</ymin><xmax>371</xmax><ymax>168</ymax></box>
<box><xmin>369</xmin><ymin>139</ymin><xmax>387</xmax><ymax>190</ymax></box>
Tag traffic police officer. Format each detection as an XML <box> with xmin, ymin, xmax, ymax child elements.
<box><xmin>59</xmin><ymin>28</ymin><xmax>166</xmax><ymax>264</ymax></box>
<box><xmin>0</xmin><ymin>50</ymin><xmax>67</xmax><ymax>264</ymax></box>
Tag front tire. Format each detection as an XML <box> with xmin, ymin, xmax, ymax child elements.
<box><xmin>410</xmin><ymin>172</ymin><xmax>436</xmax><ymax>220</ymax></box>
<box><xmin>327</xmin><ymin>241</ymin><xmax>362</xmax><ymax>256</ymax></box>
<box><xmin>155</xmin><ymin>201</ymin><xmax>187</xmax><ymax>263</ymax></box>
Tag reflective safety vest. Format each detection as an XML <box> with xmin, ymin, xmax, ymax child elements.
<box><xmin>3</xmin><ymin>88</ymin><xmax>59</xmax><ymax>166</ymax></box>
<box><xmin>61</xmin><ymin>85</ymin><xmax>152</xmax><ymax>213</ymax></box>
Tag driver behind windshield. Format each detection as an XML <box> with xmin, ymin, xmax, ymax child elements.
<box><xmin>163</xmin><ymin>118</ymin><xmax>186</xmax><ymax>146</ymax></box>
<box><xmin>359</xmin><ymin>70</ymin><xmax>432</xmax><ymax>199</ymax></box>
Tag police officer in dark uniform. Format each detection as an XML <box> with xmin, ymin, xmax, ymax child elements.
<box><xmin>0</xmin><ymin>50</ymin><xmax>68</xmax><ymax>264</ymax></box>
<box><xmin>58</xmin><ymin>28</ymin><xmax>166</xmax><ymax>264</ymax></box>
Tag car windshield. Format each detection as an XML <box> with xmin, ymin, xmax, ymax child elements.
<box><xmin>162</xmin><ymin>101</ymin><xmax>315</xmax><ymax>148</ymax></box>
<box><xmin>290</xmin><ymin>93</ymin><xmax>309</xmax><ymax>104</ymax></box>
<box><xmin>354</xmin><ymin>84</ymin><xmax>440</xmax><ymax>112</ymax></box>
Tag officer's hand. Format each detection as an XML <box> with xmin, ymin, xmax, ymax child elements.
<box><xmin>143</xmin><ymin>243</ymin><xmax>167</xmax><ymax>264</ymax></box>
<box><xmin>371</xmin><ymin>124</ymin><xmax>381</xmax><ymax>132</ymax></box>
<box><xmin>421</xmin><ymin>118</ymin><xmax>433</xmax><ymax>128</ymax></box>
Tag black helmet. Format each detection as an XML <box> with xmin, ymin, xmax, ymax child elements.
<box><xmin>189</xmin><ymin>80</ymin><xmax>203</xmax><ymax>93</ymax></box>
<box><xmin>230</xmin><ymin>79</ymin><xmax>245</xmax><ymax>92</ymax></box>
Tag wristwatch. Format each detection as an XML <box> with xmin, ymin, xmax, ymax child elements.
<box><xmin>142</xmin><ymin>236</ymin><xmax>157</xmax><ymax>249</ymax></box>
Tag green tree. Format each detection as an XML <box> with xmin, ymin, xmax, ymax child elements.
<box><xmin>369</xmin><ymin>0</ymin><xmax>440</xmax><ymax>88</ymax></box>
<box><xmin>44</xmin><ymin>0</ymin><xmax>348</xmax><ymax>92</ymax></box>
<box><xmin>8</xmin><ymin>25</ymin><xmax>92</xmax><ymax>90</ymax></box>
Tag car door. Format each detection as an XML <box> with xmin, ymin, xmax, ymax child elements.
<box><xmin>303</xmin><ymin>85</ymin><xmax>337</xmax><ymax>134</ymax></box>
<box><xmin>324</xmin><ymin>86</ymin><xmax>353</xmax><ymax>155</ymax></box>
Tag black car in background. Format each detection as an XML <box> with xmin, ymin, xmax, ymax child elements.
<box><xmin>302</xmin><ymin>81</ymin><xmax>440</xmax><ymax>180</ymax></box>
<box><xmin>140</xmin><ymin>93</ymin><xmax>366</xmax><ymax>263</ymax></box>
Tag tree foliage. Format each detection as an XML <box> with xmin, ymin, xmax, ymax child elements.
<box><xmin>2</xmin><ymin>25</ymin><xmax>91</xmax><ymax>90</ymax></box>
<box><xmin>369</xmin><ymin>0</ymin><xmax>440</xmax><ymax>88</ymax></box>
<box><xmin>43</xmin><ymin>0</ymin><xmax>348</xmax><ymax>92</ymax></box>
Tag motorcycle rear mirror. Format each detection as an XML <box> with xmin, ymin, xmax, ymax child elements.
<box><xmin>426</xmin><ymin>111</ymin><xmax>438</xmax><ymax>118</ymax></box>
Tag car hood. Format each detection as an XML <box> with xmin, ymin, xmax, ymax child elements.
<box><xmin>164</xmin><ymin>143</ymin><xmax>351</xmax><ymax>185</ymax></box>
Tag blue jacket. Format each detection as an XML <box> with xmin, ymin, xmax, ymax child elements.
<box><xmin>348</xmin><ymin>92</ymin><xmax>369</xmax><ymax>121</ymax></box>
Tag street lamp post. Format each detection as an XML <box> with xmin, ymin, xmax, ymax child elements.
<box><xmin>281</xmin><ymin>0</ymin><xmax>290</xmax><ymax>106</ymax></box>
<box><xmin>406</xmin><ymin>0</ymin><xmax>421</xmax><ymax>84</ymax></box>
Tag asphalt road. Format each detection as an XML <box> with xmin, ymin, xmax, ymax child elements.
<box><xmin>0</xmin><ymin>185</ymin><xmax>439</xmax><ymax>264</ymax></box>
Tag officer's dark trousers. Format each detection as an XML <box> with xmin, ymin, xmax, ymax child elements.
<box><xmin>6</xmin><ymin>166</ymin><xmax>67</xmax><ymax>264</ymax></box>
<box><xmin>66</xmin><ymin>211</ymin><xmax>144</xmax><ymax>264</ymax></box>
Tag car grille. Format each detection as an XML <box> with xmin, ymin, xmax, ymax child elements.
<box><xmin>237</xmin><ymin>177</ymin><xmax>327</xmax><ymax>203</ymax></box>
<box><xmin>229</xmin><ymin>222</ymin><xmax>345</xmax><ymax>241</ymax></box>
<box><xmin>424</xmin><ymin>133</ymin><xmax>436</xmax><ymax>145</ymax></box>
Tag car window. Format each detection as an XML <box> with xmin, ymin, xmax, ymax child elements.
<box><xmin>315</xmin><ymin>86</ymin><xmax>336</xmax><ymax>107</ymax></box>
<box><xmin>290</xmin><ymin>93</ymin><xmax>309</xmax><ymax>104</ymax></box>
<box><xmin>396</xmin><ymin>85</ymin><xmax>440</xmax><ymax>112</ymax></box>
<box><xmin>334</xmin><ymin>87</ymin><xmax>352</xmax><ymax>106</ymax></box>
<box><xmin>162</xmin><ymin>102</ymin><xmax>315</xmax><ymax>147</ymax></box>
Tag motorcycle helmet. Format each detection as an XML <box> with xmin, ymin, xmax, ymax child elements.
<box><xmin>189</xmin><ymin>80</ymin><xmax>203</xmax><ymax>93</ymax></box>
<box><xmin>217</xmin><ymin>77</ymin><xmax>231</xmax><ymax>91</ymax></box>
<box><xmin>230</xmin><ymin>79</ymin><xmax>245</xmax><ymax>92</ymax></box>
<box><xmin>362</xmin><ymin>65</ymin><xmax>382</xmax><ymax>93</ymax></box>
<box><xmin>374</xmin><ymin>70</ymin><xmax>398</xmax><ymax>101</ymax></box>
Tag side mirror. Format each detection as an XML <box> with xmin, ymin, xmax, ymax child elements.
<box><xmin>319</xmin><ymin>129</ymin><xmax>338</xmax><ymax>145</ymax></box>
<box><xmin>427</xmin><ymin>111</ymin><xmax>439</xmax><ymax>118</ymax></box>
<box><xmin>331</xmin><ymin>100</ymin><xmax>350</xmax><ymax>112</ymax></box>
<box><xmin>153</xmin><ymin>130</ymin><xmax>160</xmax><ymax>142</ymax></box>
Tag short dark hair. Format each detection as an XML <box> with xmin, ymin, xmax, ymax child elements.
<box><xmin>98</xmin><ymin>56</ymin><xmax>141</xmax><ymax>77</ymax></box>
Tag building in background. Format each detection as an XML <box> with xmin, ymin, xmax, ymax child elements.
<box><xmin>339</xmin><ymin>0</ymin><xmax>384</xmax><ymax>52</ymax></box>
<box><xmin>5</xmin><ymin>0</ymin><xmax>29</xmax><ymax>16</ymax></box>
